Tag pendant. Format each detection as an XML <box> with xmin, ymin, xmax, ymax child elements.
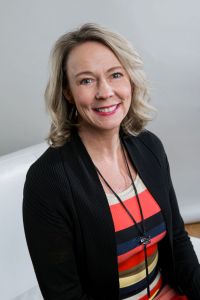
<box><xmin>139</xmin><ymin>235</ymin><xmax>151</xmax><ymax>245</ymax></box>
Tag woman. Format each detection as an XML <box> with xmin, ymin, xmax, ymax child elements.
<box><xmin>23</xmin><ymin>23</ymin><xmax>200</xmax><ymax>300</ymax></box>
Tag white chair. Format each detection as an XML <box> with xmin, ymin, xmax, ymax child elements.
<box><xmin>0</xmin><ymin>143</ymin><xmax>199</xmax><ymax>300</ymax></box>
<box><xmin>0</xmin><ymin>143</ymin><xmax>47</xmax><ymax>300</ymax></box>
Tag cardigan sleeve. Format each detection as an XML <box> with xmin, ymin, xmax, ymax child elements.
<box><xmin>22</xmin><ymin>160</ymin><xmax>95</xmax><ymax>300</ymax></box>
<box><xmin>139</xmin><ymin>130</ymin><xmax>200</xmax><ymax>298</ymax></box>
<box><xmin>165</xmin><ymin>153</ymin><xmax>200</xmax><ymax>299</ymax></box>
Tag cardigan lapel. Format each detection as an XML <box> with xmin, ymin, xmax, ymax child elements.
<box><xmin>61</xmin><ymin>132</ymin><xmax>120</xmax><ymax>298</ymax></box>
<box><xmin>122</xmin><ymin>134</ymin><xmax>173</xmax><ymax>243</ymax></box>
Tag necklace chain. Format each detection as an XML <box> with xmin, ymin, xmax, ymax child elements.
<box><xmin>95</xmin><ymin>142</ymin><xmax>151</xmax><ymax>242</ymax></box>
<box><xmin>95</xmin><ymin>141</ymin><xmax>151</xmax><ymax>298</ymax></box>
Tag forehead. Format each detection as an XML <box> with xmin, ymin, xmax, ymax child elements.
<box><xmin>66</xmin><ymin>41</ymin><xmax>122</xmax><ymax>75</ymax></box>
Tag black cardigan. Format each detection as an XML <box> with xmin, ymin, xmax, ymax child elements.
<box><xmin>23</xmin><ymin>129</ymin><xmax>200</xmax><ymax>300</ymax></box>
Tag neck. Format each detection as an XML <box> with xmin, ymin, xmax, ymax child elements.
<box><xmin>78</xmin><ymin>126</ymin><xmax>121</xmax><ymax>162</ymax></box>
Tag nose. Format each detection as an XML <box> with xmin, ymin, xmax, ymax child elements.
<box><xmin>95</xmin><ymin>79</ymin><xmax>114</xmax><ymax>100</ymax></box>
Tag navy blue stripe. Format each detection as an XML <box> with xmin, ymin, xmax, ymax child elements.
<box><xmin>116</xmin><ymin>212</ymin><xmax>165</xmax><ymax>243</ymax></box>
<box><xmin>117</xmin><ymin>222</ymin><xmax>166</xmax><ymax>255</ymax></box>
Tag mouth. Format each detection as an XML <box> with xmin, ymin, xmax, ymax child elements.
<box><xmin>93</xmin><ymin>104</ymin><xmax>120</xmax><ymax>114</ymax></box>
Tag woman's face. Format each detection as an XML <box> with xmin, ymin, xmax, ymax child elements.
<box><xmin>65</xmin><ymin>41</ymin><xmax>132</xmax><ymax>135</ymax></box>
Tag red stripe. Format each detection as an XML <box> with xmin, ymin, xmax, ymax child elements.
<box><xmin>110</xmin><ymin>189</ymin><xmax>161</xmax><ymax>231</ymax></box>
<box><xmin>119</xmin><ymin>244</ymin><xmax>157</xmax><ymax>272</ymax></box>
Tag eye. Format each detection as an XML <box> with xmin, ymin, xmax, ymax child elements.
<box><xmin>80</xmin><ymin>78</ymin><xmax>93</xmax><ymax>85</ymax></box>
<box><xmin>112</xmin><ymin>72</ymin><xmax>123</xmax><ymax>79</ymax></box>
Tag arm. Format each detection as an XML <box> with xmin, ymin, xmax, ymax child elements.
<box><xmin>139</xmin><ymin>130</ymin><xmax>200</xmax><ymax>298</ymax></box>
<box><xmin>165</xmin><ymin>154</ymin><xmax>200</xmax><ymax>299</ymax></box>
<box><xmin>23</xmin><ymin>163</ymin><xmax>95</xmax><ymax>300</ymax></box>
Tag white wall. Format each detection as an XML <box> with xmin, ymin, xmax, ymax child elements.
<box><xmin>0</xmin><ymin>1</ymin><xmax>199</xmax><ymax>209</ymax></box>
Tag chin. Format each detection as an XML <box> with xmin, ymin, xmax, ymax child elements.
<box><xmin>95</xmin><ymin>123</ymin><xmax>121</xmax><ymax>132</ymax></box>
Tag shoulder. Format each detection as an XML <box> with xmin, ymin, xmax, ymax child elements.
<box><xmin>24</xmin><ymin>145</ymin><xmax>66</xmax><ymax>191</ymax></box>
<box><xmin>136</xmin><ymin>129</ymin><xmax>165</xmax><ymax>152</ymax></box>
<box><xmin>125</xmin><ymin>129</ymin><xmax>167</xmax><ymax>166</ymax></box>
<box><xmin>26</xmin><ymin>146</ymin><xmax>59</xmax><ymax>177</ymax></box>
<box><xmin>23</xmin><ymin>144</ymin><xmax>74</xmax><ymax>230</ymax></box>
<box><xmin>23</xmin><ymin>143</ymin><xmax>74</xmax><ymax>217</ymax></box>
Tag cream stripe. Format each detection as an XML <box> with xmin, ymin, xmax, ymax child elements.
<box><xmin>122</xmin><ymin>271</ymin><xmax>162</xmax><ymax>300</ymax></box>
<box><xmin>119</xmin><ymin>251</ymin><xmax>158</xmax><ymax>288</ymax></box>
<box><xmin>106</xmin><ymin>174</ymin><xmax>146</xmax><ymax>205</ymax></box>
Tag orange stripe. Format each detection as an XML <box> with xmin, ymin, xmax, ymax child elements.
<box><xmin>139</xmin><ymin>275</ymin><xmax>163</xmax><ymax>300</ymax></box>
<box><xmin>119</xmin><ymin>244</ymin><xmax>157</xmax><ymax>272</ymax></box>
<box><xmin>110</xmin><ymin>189</ymin><xmax>161</xmax><ymax>231</ymax></box>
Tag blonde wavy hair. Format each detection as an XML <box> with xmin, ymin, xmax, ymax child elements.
<box><xmin>45</xmin><ymin>23</ymin><xmax>156</xmax><ymax>147</ymax></box>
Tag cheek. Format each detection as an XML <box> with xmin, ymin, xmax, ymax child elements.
<box><xmin>116</xmin><ymin>78</ymin><xmax>132</xmax><ymax>95</ymax></box>
<box><xmin>120</xmin><ymin>82</ymin><xmax>132</xmax><ymax>100</ymax></box>
<box><xmin>72</xmin><ymin>90</ymin><xmax>92</xmax><ymax>107</ymax></box>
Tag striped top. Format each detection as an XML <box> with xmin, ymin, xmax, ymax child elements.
<box><xmin>106</xmin><ymin>173</ymin><xmax>167</xmax><ymax>300</ymax></box>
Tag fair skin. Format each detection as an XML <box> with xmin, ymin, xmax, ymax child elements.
<box><xmin>64</xmin><ymin>41</ymin><xmax>137</xmax><ymax>193</ymax></box>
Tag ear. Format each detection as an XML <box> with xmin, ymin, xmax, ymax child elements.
<box><xmin>63</xmin><ymin>88</ymin><xmax>74</xmax><ymax>104</ymax></box>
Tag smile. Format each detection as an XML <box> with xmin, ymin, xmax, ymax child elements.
<box><xmin>93</xmin><ymin>104</ymin><xmax>120</xmax><ymax>115</ymax></box>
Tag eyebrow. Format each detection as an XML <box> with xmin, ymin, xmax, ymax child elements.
<box><xmin>74</xmin><ymin>66</ymin><xmax>123</xmax><ymax>78</ymax></box>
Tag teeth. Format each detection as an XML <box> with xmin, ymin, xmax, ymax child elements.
<box><xmin>95</xmin><ymin>105</ymin><xmax>117</xmax><ymax>113</ymax></box>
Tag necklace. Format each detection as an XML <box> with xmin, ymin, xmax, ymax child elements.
<box><xmin>95</xmin><ymin>142</ymin><xmax>151</xmax><ymax>298</ymax></box>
